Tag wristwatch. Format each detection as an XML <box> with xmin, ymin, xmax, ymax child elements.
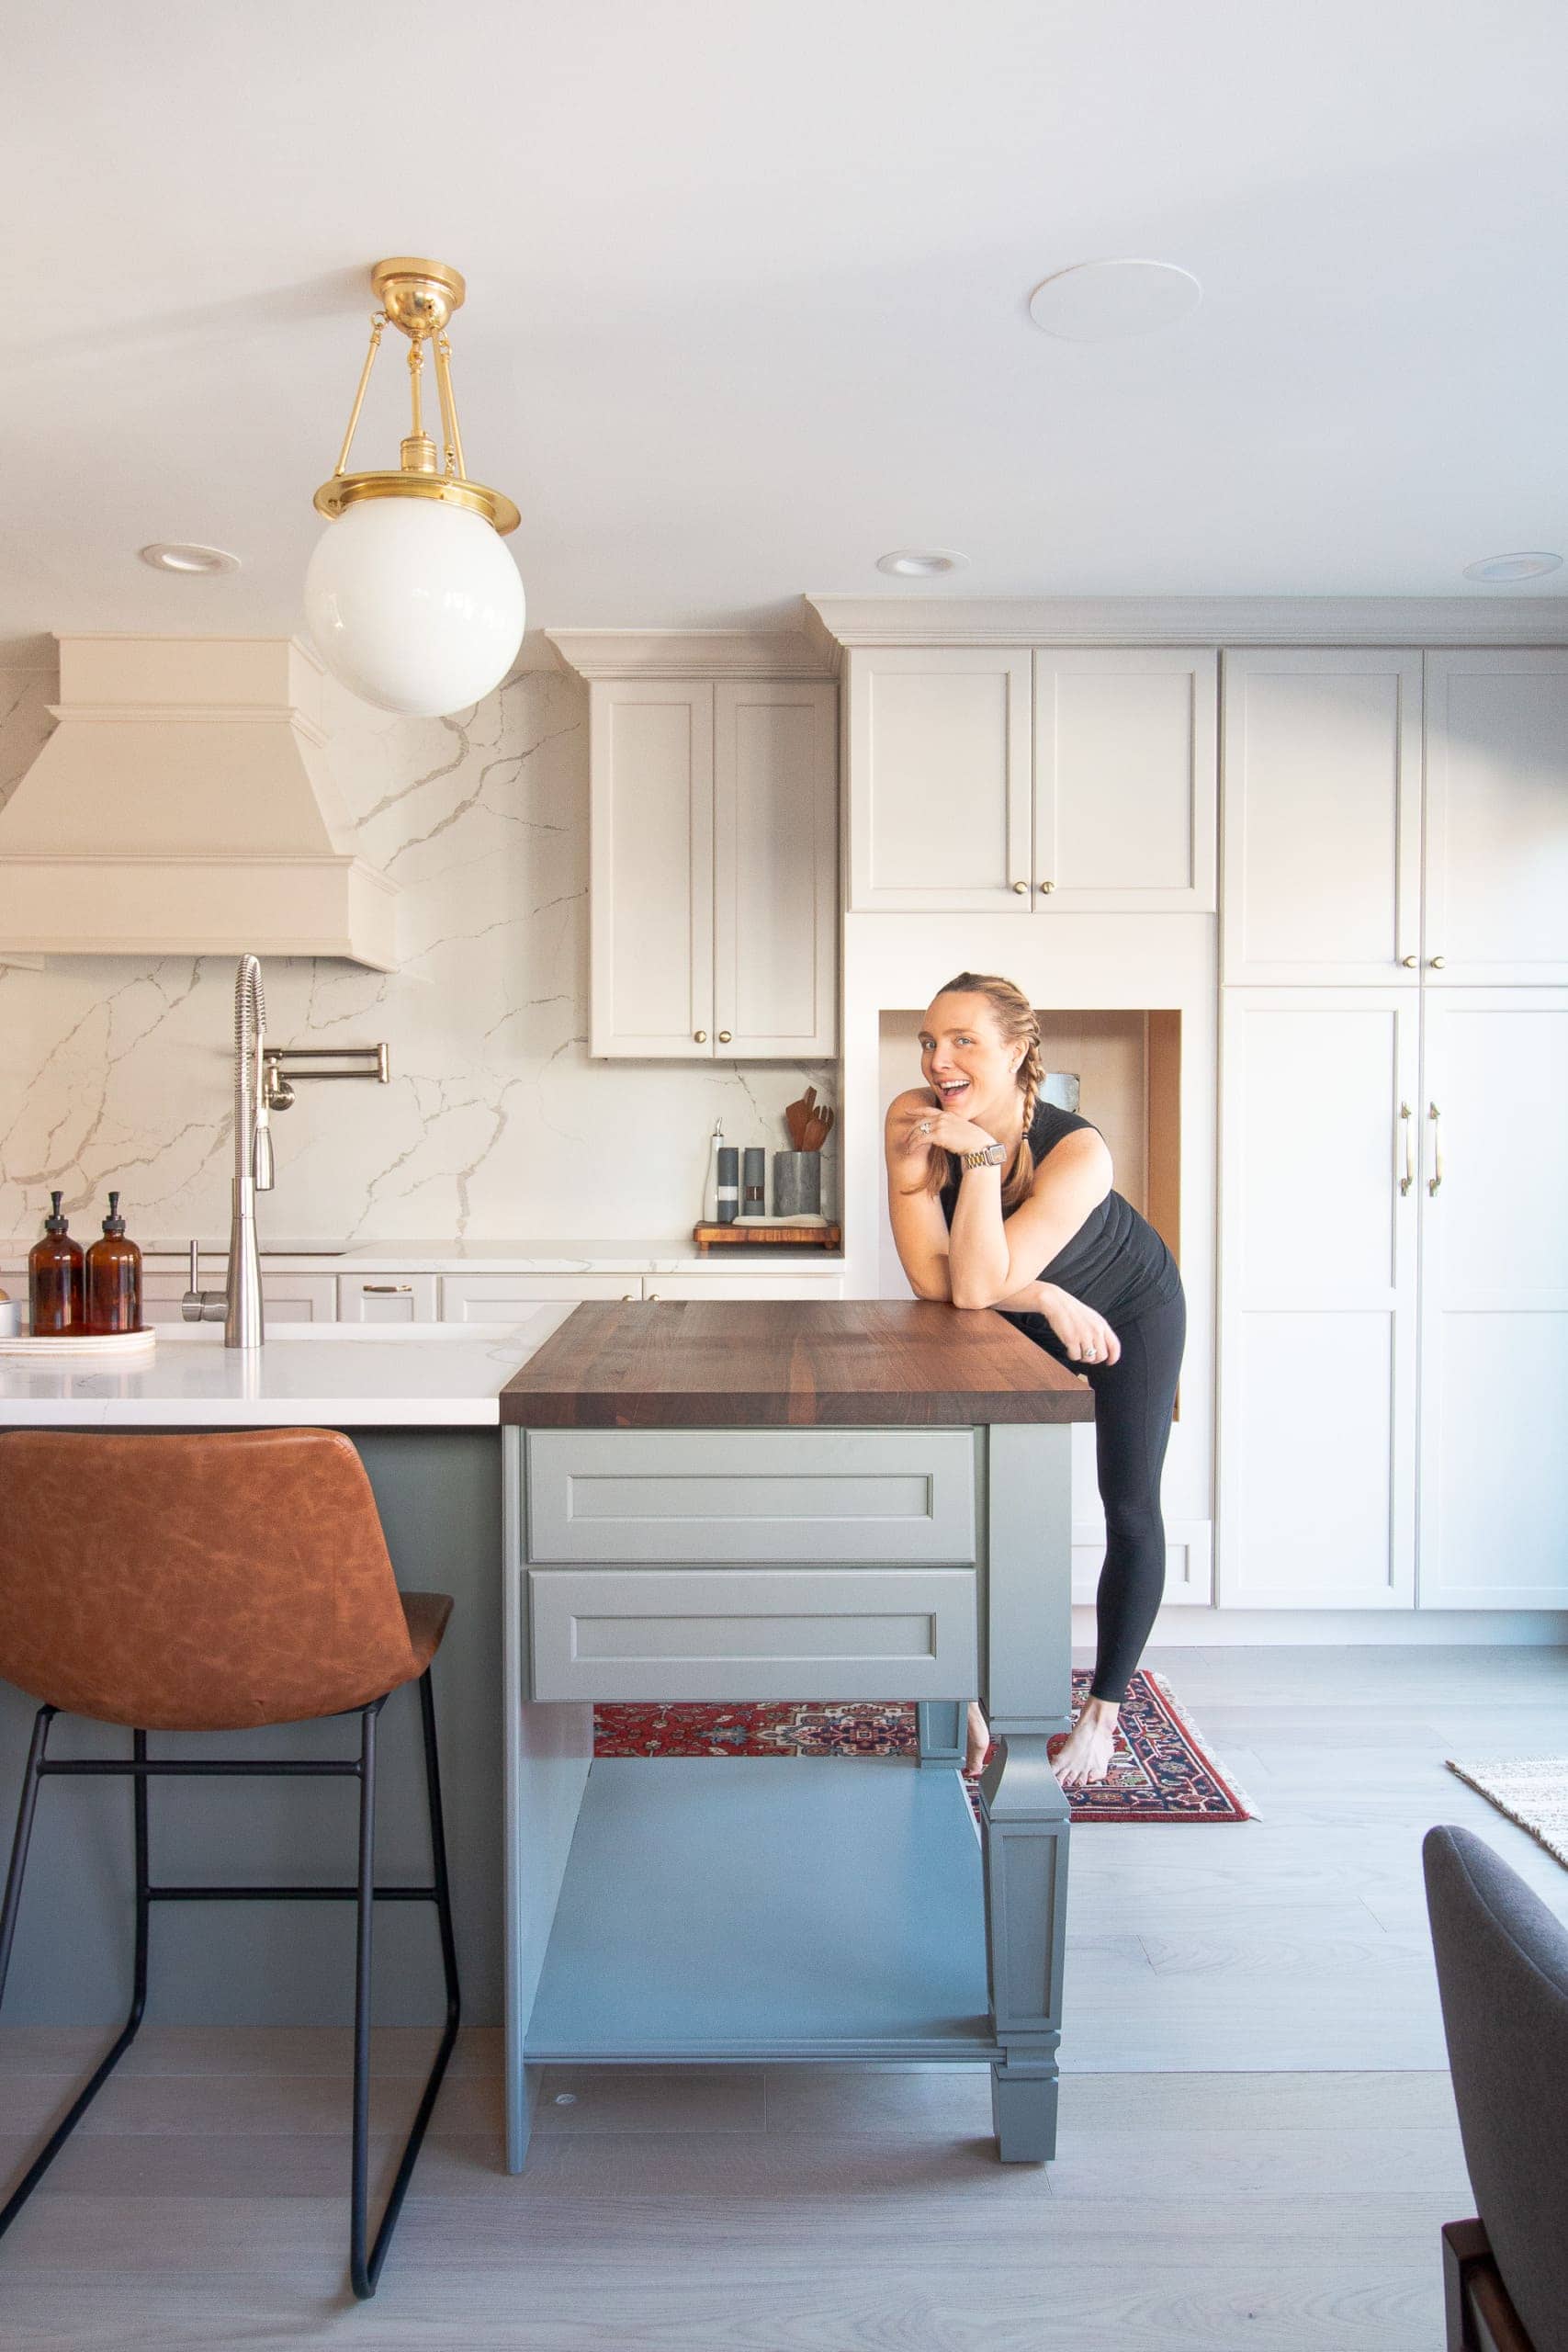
<box><xmin>960</xmin><ymin>1140</ymin><xmax>1007</xmax><ymax>1171</ymax></box>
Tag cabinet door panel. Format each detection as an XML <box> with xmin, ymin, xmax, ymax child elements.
<box><xmin>1423</xmin><ymin>652</ymin><xmax>1568</xmax><ymax>984</ymax></box>
<box><xmin>1222</xmin><ymin>650</ymin><xmax>1421</xmax><ymax>984</ymax></box>
<box><xmin>441</xmin><ymin>1274</ymin><xmax>640</xmax><ymax>1321</ymax></box>
<box><xmin>1218</xmin><ymin>990</ymin><xmax>1418</xmax><ymax>1604</ymax></box>
<box><xmin>338</xmin><ymin>1274</ymin><xmax>438</xmax><ymax>1323</ymax></box>
<box><xmin>1417</xmin><ymin>990</ymin><xmax>1568</xmax><ymax>1606</ymax></box>
<box><xmin>590</xmin><ymin>681</ymin><xmax>714</xmax><ymax>1056</ymax></box>
<box><xmin>1035</xmin><ymin>648</ymin><xmax>1215</xmax><ymax>909</ymax></box>
<box><xmin>713</xmin><ymin>682</ymin><xmax>837</xmax><ymax>1056</ymax></box>
<box><xmin>140</xmin><ymin>1271</ymin><xmax>338</xmax><ymax>1324</ymax></box>
<box><xmin>847</xmin><ymin>648</ymin><xmax>1032</xmax><ymax>910</ymax></box>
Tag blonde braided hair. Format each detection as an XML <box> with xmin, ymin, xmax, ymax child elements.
<box><xmin>919</xmin><ymin>972</ymin><xmax>1043</xmax><ymax>1212</ymax></box>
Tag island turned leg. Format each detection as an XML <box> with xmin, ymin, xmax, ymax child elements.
<box><xmin>979</xmin><ymin>1421</ymin><xmax>1075</xmax><ymax>2162</ymax></box>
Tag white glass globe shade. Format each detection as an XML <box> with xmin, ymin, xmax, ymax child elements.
<box><xmin>305</xmin><ymin>496</ymin><xmax>525</xmax><ymax>717</ymax></box>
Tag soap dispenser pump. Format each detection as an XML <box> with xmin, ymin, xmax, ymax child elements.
<box><xmin>86</xmin><ymin>1191</ymin><xmax>143</xmax><ymax>1335</ymax></box>
<box><xmin>28</xmin><ymin>1190</ymin><xmax>85</xmax><ymax>1335</ymax></box>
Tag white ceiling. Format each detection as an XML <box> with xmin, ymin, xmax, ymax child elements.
<box><xmin>8</xmin><ymin>0</ymin><xmax>1568</xmax><ymax>654</ymax></box>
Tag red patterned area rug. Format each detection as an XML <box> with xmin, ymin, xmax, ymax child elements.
<box><xmin>593</xmin><ymin>1668</ymin><xmax>1254</xmax><ymax>1823</ymax></box>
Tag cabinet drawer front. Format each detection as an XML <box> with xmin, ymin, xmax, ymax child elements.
<box><xmin>526</xmin><ymin>1567</ymin><xmax>977</xmax><ymax>1702</ymax></box>
<box><xmin>525</xmin><ymin>1430</ymin><xmax>976</xmax><ymax>1565</ymax></box>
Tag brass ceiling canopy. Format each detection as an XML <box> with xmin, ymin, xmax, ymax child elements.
<box><xmin>313</xmin><ymin>256</ymin><xmax>520</xmax><ymax>536</ymax></box>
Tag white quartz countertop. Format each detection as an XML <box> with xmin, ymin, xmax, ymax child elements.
<box><xmin>0</xmin><ymin>1315</ymin><xmax>571</xmax><ymax>1429</ymax></box>
<box><xmin>0</xmin><ymin>1235</ymin><xmax>844</xmax><ymax>1274</ymax></box>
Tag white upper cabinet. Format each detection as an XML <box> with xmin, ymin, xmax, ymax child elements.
<box><xmin>1423</xmin><ymin>651</ymin><xmax>1568</xmax><ymax>986</ymax></box>
<box><xmin>847</xmin><ymin>647</ymin><xmax>1032</xmax><ymax>912</ymax></box>
<box><xmin>591</xmin><ymin>681</ymin><xmax>716</xmax><ymax>1057</ymax></box>
<box><xmin>590</xmin><ymin>676</ymin><xmax>837</xmax><ymax>1058</ymax></box>
<box><xmin>846</xmin><ymin>645</ymin><xmax>1214</xmax><ymax>913</ymax></box>
<box><xmin>1222</xmin><ymin>650</ymin><xmax>1423</xmax><ymax>986</ymax></box>
<box><xmin>712</xmin><ymin>682</ymin><xmax>838</xmax><ymax>1057</ymax></box>
<box><xmin>1033</xmin><ymin>648</ymin><xmax>1216</xmax><ymax>910</ymax></box>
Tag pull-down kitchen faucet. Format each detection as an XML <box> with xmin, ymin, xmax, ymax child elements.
<box><xmin>185</xmin><ymin>954</ymin><xmax>273</xmax><ymax>1348</ymax></box>
<box><xmin>184</xmin><ymin>956</ymin><xmax>392</xmax><ymax>1349</ymax></box>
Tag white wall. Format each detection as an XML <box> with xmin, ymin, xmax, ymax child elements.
<box><xmin>0</xmin><ymin>653</ymin><xmax>836</xmax><ymax>1245</ymax></box>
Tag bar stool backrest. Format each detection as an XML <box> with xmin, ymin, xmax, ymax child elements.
<box><xmin>0</xmin><ymin>1428</ymin><xmax>423</xmax><ymax>1731</ymax></box>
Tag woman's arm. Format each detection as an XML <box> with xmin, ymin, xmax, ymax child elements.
<box><xmin>935</xmin><ymin>1119</ymin><xmax>1113</xmax><ymax>1309</ymax></box>
<box><xmin>884</xmin><ymin>1089</ymin><xmax>953</xmax><ymax>1300</ymax></box>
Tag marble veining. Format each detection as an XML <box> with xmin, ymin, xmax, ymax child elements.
<box><xmin>0</xmin><ymin>658</ymin><xmax>837</xmax><ymax>1245</ymax></box>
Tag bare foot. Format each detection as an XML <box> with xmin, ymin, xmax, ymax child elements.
<box><xmin>964</xmin><ymin>1701</ymin><xmax>991</xmax><ymax>1776</ymax></box>
<box><xmin>1054</xmin><ymin>1697</ymin><xmax>1120</xmax><ymax>1791</ymax></box>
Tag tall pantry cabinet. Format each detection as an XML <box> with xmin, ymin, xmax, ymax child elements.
<box><xmin>1218</xmin><ymin>648</ymin><xmax>1568</xmax><ymax>1609</ymax></box>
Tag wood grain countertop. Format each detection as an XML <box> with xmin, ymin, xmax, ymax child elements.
<box><xmin>499</xmin><ymin>1299</ymin><xmax>1096</xmax><ymax>1428</ymax></box>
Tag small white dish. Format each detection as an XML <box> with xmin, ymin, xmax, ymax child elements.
<box><xmin>0</xmin><ymin>1328</ymin><xmax>157</xmax><ymax>1359</ymax></box>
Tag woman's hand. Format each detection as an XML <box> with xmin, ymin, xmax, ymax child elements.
<box><xmin>1035</xmin><ymin>1283</ymin><xmax>1121</xmax><ymax>1366</ymax></box>
<box><xmin>904</xmin><ymin>1102</ymin><xmax>998</xmax><ymax>1159</ymax></box>
<box><xmin>886</xmin><ymin>1091</ymin><xmax>942</xmax><ymax>1171</ymax></box>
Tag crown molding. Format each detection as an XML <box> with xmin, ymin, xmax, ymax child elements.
<box><xmin>547</xmin><ymin>628</ymin><xmax>836</xmax><ymax>682</ymax></box>
<box><xmin>803</xmin><ymin>593</ymin><xmax>1568</xmax><ymax>652</ymax></box>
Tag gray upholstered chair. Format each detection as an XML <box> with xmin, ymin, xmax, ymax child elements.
<box><xmin>1423</xmin><ymin>1824</ymin><xmax>1568</xmax><ymax>2352</ymax></box>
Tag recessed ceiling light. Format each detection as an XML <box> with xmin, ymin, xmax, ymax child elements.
<box><xmin>1028</xmin><ymin>259</ymin><xmax>1202</xmax><ymax>342</ymax></box>
<box><xmin>1461</xmin><ymin>550</ymin><xmax>1563</xmax><ymax>583</ymax></box>
<box><xmin>876</xmin><ymin>548</ymin><xmax>969</xmax><ymax>579</ymax></box>
<box><xmin>139</xmin><ymin>542</ymin><xmax>242</xmax><ymax>575</ymax></box>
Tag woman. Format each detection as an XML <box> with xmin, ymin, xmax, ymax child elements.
<box><xmin>885</xmin><ymin>972</ymin><xmax>1185</xmax><ymax>1789</ymax></box>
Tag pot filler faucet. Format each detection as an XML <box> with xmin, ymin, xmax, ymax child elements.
<box><xmin>184</xmin><ymin>954</ymin><xmax>390</xmax><ymax>1349</ymax></box>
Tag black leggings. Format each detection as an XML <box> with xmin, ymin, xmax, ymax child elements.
<box><xmin>1079</xmin><ymin>1283</ymin><xmax>1186</xmax><ymax>1702</ymax></box>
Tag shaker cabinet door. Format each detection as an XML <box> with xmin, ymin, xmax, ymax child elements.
<box><xmin>1216</xmin><ymin>989</ymin><xmax>1419</xmax><ymax>1606</ymax></box>
<box><xmin>589</xmin><ymin>680</ymin><xmax>715</xmax><ymax>1057</ymax></box>
<box><xmin>712</xmin><ymin>681</ymin><xmax>837</xmax><ymax>1056</ymax></box>
<box><xmin>846</xmin><ymin>647</ymin><xmax>1032</xmax><ymax>911</ymax></box>
<box><xmin>1416</xmin><ymin>990</ymin><xmax>1568</xmax><ymax>1606</ymax></box>
<box><xmin>1032</xmin><ymin>647</ymin><xmax>1216</xmax><ymax>910</ymax></box>
<box><xmin>1222</xmin><ymin>650</ymin><xmax>1423</xmax><ymax>985</ymax></box>
<box><xmin>1423</xmin><ymin>651</ymin><xmax>1568</xmax><ymax>986</ymax></box>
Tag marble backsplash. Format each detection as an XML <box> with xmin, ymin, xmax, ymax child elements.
<box><xmin>0</xmin><ymin>654</ymin><xmax>837</xmax><ymax>1247</ymax></box>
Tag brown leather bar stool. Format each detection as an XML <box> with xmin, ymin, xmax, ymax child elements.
<box><xmin>0</xmin><ymin>1427</ymin><xmax>461</xmax><ymax>2301</ymax></box>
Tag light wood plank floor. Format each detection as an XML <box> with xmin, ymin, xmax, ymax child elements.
<box><xmin>0</xmin><ymin>1644</ymin><xmax>1563</xmax><ymax>2351</ymax></box>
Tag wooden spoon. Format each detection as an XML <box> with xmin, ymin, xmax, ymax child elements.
<box><xmin>802</xmin><ymin>1102</ymin><xmax>835</xmax><ymax>1150</ymax></box>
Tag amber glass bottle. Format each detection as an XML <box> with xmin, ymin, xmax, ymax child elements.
<box><xmin>28</xmin><ymin>1191</ymin><xmax>85</xmax><ymax>1335</ymax></box>
<box><xmin>86</xmin><ymin>1192</ymin><xmax>142</xmax><ymax>1335</ymax></box>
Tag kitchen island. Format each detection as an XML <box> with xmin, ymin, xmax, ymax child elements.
<box><xmin>500</xmin><ymin>1299</ymin><xmax>1094</xmax><ymax>2165</ymax></box>
<box><xmin>0</xmin><ymin>1317</ymin><xmax>570</xmax><ymax>2030</ymax></box>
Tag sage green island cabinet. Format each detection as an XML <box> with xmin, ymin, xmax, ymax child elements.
<box><xmin>499</xmin><ymin>1299</ymin><xmax>1094</xmax><ymax>2166</ymax></box>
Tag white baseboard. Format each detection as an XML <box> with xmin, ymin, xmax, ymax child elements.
<box><xmin>1070</xmin><ymin>1604</ymin><xmax>1568</xmax><ymax>1646</ymax></box>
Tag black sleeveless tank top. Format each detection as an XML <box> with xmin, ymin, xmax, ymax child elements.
<box><xmin>939</xmin><ymin>1097</ymin><xmax>1181</xmax><ymax>1329</ymax></box>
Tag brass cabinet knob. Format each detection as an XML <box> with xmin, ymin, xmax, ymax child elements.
<box><xmin>647</xmin><ymin>1293</ymin><xmax>660</xmax><ymax>1303</ymax></box>
<box><xmin>621</xmin><ymin>1292</ymin><xmax>636</xmax><ymax>1301</ymax></box>
<box><xmin>694</xmin><ymin>1030</ymin><xmax>707</xmax><ymax>1043</ymax></box>
<box><xmin>1401</xmin><ymin>956</ymin><xmax>1418</xmax><ymax>968</ymax></box>
<box><xmin>1011</xmin><ymin>879</ymin><xmax>1030</xmax><ymax>895</ymax></box>
<box><xmin>1429</xmin><ymin>956</ymin><xmax>1447</xmax><ymax>970</ymax></box>
<box><xmin>717</xmin><ymin>1030</ymin><xmax>732</xmax><ymax>1043</ymax></box>
<box><xmin>1039</xmin><ymin>879</ymin><xmax>1055</xmax><ymax>894</ymax></box>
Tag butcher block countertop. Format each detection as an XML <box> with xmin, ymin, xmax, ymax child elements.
<box><xmin>499</xmin><ymin>1299</ymin><xmax>1096</xmax><ymax>1429</ymax></box>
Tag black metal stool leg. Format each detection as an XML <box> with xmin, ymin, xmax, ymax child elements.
<box><xmin>0</xmin><ymin>1718</ymin><xmax>151</xmax><ymax>2239</ymax></box>
<box><xmin>349</xmin><ymin>1701</ymin><xmax>378</xmax><ymax>2299</ymax></box>
<box><xmin>352</xmin><ymin>1670</ymin><xmax>463</xmax><ymax>2300</ymax></box>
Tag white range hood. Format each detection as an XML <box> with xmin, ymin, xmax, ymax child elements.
<box><xmin>0</xmin><ymin>635</ymin><xmax>399</xmax><ymax>970</ymax></box>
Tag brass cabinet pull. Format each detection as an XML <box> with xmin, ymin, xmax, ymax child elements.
<box><xmin>1011</xmin><ymin>880</ymin><xmax>1030</xmax><ymax>895</ymax></box>
<box><xmin>1399</xmin><ymin>1102</ymin><xmax>1414</xmax><ymax>1196</ymax></box>
<box><xmin>1038</xmin><ymin>879</ymin><xmax>1055</xmax><ymax>894</ymax></box>
<box><xmin>1401</xmin><ymin>956</ymin><xmax>1418</xmax><ymax>968</ymax></box>
<box><xmin>717</xmin><ymin>1030</ymin><xmax>732</xmax><ymax>1044</ymax></box>
<box><xmin>694</xmin><ymin>1030</ymin><xmax>707</xmax><ymax>1043</ymax></box>
<box><xmin>364</xmin><ymin>1283</ymin><xmax>412</xmax><ymax>1295</ymax></box>
<box><xmin>1427</xmin><ymin>1102</ymin><xmax>1443</xmax><ymax>1195</ymax></box>
<box><xmin>1429</xmin><ymin>956</ymin><xmax>1447</xmax><ymax>970</ymax></box>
